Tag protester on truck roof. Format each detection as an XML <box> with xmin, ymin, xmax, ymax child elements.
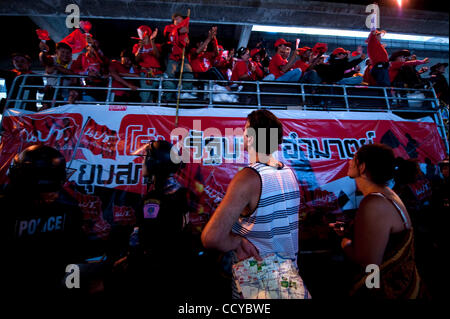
<box><xmin>389</xmin><ymin>49</ymin><xmax>429</xmax><ymax>88</ymax></box>
<box><xmin>214</xmin><ymin>46</ymin><xmax>235</xmax><ymax>81</ymax></box>
<box><xmin>250</xmin><ymin>42</ymin><xmax>270</xmax><ymax>76</ymax></box>
<box><xmin>0</xmin><ymin>53</ymin><xmax>43</xmax><ymax>113</ymax></box>
<box><xmin>265</xmin><ymin>38</ymin><xmax>302</xmax><ymax>82</ymax></box>
<box><xmin>39</xmin><ymin>41</ymin><xmax>80</xmax><ymax>107</ymax></box>
<box><xmin>231</xmin><ymin>47</ymin><xmax>263</xmax><ymax>82</ymax></box>
<box><xmin>131</xmin><ymin>25</ymin><xmax>163</xmax><ymax>103</ymax></box>
<box><xmin>71</xmin><ymin>35</ymin><xmax>109</xmax><ymax>102</ymax></box>
<box><xmin>163</xmin><ymin>12</ymin><xmax>196</xmax><ymax>100</ymax></box>
<box><xmin>189</xmin><ymin>26</ymin><xmax>226</xmax><ymax>81</ymax></box>
<box><xmin>363</xmin><ymin>59</ymin><xmax>377</xmax><ymax>86</ymax></box>
<box><xmin>108</xmin><ymin>49</ymin><xmax>140</xmax><ymax>103</ymax></box>
<box><xmin>313</xmin><ymin>47</ymin><xmax>365</xmax><ymax>85</ymax></box>
<box><xmin>428</xmin><ymin>62</ymin><xmax>449</xmax><ymax>105</ymax></box>
<box><xmin>367</xmin><ymin>29</ymin><xmax>390</xmax><ymax>87</ymax></box>
<box><xmin>293</xmin><ymin>46</ymin><xmax>312</xmax><ymax>75</ymax></box>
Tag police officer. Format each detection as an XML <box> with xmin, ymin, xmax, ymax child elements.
<box><xmin>127</xmin><ymin>140</ymin><xmax>191</xmax><ymax>297</ymax></box>
<box><xmin>139</xmin><ymin>140</ymin><xmax>189</xmax><ymax>255</ymax></box>
<box><xmin>1</xmin><ymin>145</ymin><xmax>85</xmax><ymax>297</ymax></box>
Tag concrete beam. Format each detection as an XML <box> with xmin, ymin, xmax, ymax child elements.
<box><xmin>1</xmin><ymin>0</ymin><xmax>448</xmax><ymax>36</ymax></box>
<box><xmin>237</xmin><ymin>25</ymin><xmax>253</xmax><ymax>49</ymax></box>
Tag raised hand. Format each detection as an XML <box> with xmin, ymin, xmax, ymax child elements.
<box><xmin>150</xmin><ymin>28</ymin><xmax>158</xmax><ymax>40</ymax></box>
<box><xmin>39</xmin><ymin>41</ymin><xmax>50</xmax><ymax>52</ymax></box>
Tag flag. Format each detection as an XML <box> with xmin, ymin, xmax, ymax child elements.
<box><xmin>61</xmin><ymin>29</ymin><xmax>88</xmax><ymax>54</ymax></box>
<box><xmin>176</xmin><ymin>16</ymin><xmax>190</xmax><ymax>30</ymax></box>
<box><xmin>36</xmin><ymin>29</ymin><xmax>50</xmax><ymax>41</ymax></box>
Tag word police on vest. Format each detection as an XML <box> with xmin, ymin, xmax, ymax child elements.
<box><xmin>16</xmin><ymin>215</ymin><xmax>65</xmax><ymax>237</ymax></box>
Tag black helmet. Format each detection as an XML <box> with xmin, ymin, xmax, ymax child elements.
<box><xmin>144</xmin><ymin>140</ymin><xmax>183</xmax><ymax>177</ymax></box>
<box><xmin>8</xmin><ymin>144</ymin><xmax>66</xmax><ymax>193</ymax></box>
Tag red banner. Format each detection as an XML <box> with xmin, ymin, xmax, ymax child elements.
<box><xmin>0</xmin><ymin>106</ymin><xmax>446</xmax><ymax>239</ymax></box>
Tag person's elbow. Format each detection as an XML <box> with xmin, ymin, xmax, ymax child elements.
<box><xmin>201</xmin><ymin>229</ymin><xmax>221</xmax><ymax>250</ymax></box>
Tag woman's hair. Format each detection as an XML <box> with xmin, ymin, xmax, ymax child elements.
<box><xmin>354</xmin><ymin>143</ymin><xmax>395</xmax><ymax>186</ymax></box>
<box><xmin>236</xmin><ymin>47</ymin><xmax>249</xmax><ymax>58</ymax></box>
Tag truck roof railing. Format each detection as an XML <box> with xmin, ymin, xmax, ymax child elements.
<box><xmin>4</xmin><ymin>73</ymin><xmax>449</xmax><ymax>153</ymax></box>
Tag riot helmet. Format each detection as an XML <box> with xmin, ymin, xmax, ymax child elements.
<box><xmin>143</xmin><ymin>140</ymin><xmax>183</xmax><ymax>178</ymax></box>
<box><xmin>8</xmin><ymin>144</ymin><xmax>66</xmax><ymax>193</ymax></box>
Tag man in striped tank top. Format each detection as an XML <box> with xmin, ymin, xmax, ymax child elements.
<box><xmin>201</xmin><ymin>110</ymin><xmax>302</xmax><ymax>293</ymax></box>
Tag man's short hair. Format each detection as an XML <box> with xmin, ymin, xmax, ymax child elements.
<box><xmin>246</xmin><ymin>109</ymin><xmax>283</xmax><ymax>155</ymax></box>
<box><xmin>56</xmin><ymin>42</ymin><xmax>72</xmax><ymax>52</ymax></box>
<box><xmin>12</xmin><ymin>53</ymin><xmax>32</xmax><ymax>63</ymax></box>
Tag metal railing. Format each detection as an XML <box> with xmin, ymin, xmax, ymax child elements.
<box><xmin>3</xmin><ymin>73</ymin><xmax>449</xmax><ymax>153</ymax></box>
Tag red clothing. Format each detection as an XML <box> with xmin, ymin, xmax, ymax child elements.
<box><xmin>71</xmin><ymin>53</ymin><xmax>103</xmax><ymax>75</ymax></box>
<box><xmin>132</xmin><ymin>42</ymin><xmax>162</xmax><ymax>72</ymax></box>
<box><xmin>231</xmin><ymin>60</ymin><xmax>263</xmax><ymax>81</ymax></box>
<box><xmin>363</xmin><ymin>66</ymin><xmax>377</xmax><ymax>86</ymax></box>
<box><xmin>189</xmin><ymin>49</ymin><xmax>215</xmax><ymax>74</ymax></box>
<box><xmin>367</xmin><ymin>31</ymin><xmax>389</xmax><ymax>65</ymax></box>
<box><xmin>109</xmin><ymin>60</ymin><xmax>134</xmax><ymax>96</ymax></box>
<box><xmin>269</xmin><ymin>53</ymin><xmax>288</xmax><ymax>79</ymax></box>
<box><xmin>214</xmin><ymin>51</ymin><xmax>234</xmax><ymax>80</ymax></box>
<box><xmin>293</xmin><ymin>59</ymin><xmax>310</xmax><ymax>73</ymax></box>
<box><xmin>389</xmin><ymin>60</ymin><xmax>427</xmax><ymax>83</ymax></box>
<box><xmin>163</xmin><ymin>19</ymin><xmax>189</xmax><ymax>62</ymax></box>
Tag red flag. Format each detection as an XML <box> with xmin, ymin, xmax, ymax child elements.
<box><xmin>61</xmin><ymin>29</ymin><xmax>87</xmax><ymax>54</ymax></box>
<box><xmin>36</xmin><ymin>29</ymin><xmax>50</xmax><ymax>41</ymax></box>
<box><xmin>79</xmin><ymin>21</ymin><xmax>92</xmax><ymax>34</ymax></box>
<box><xmin>176</xmin><ymin>16</ymin><xmax>190</xmax><ymax>30</ymax></box>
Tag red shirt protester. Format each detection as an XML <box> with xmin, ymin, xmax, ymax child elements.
<box><xmin>269</xmin><ymin>53</ymin><xmax>289</xmax><ymax>79</ymax></box>
<box><xmin>214</xmin><ymin>48</ymin><xmax>234</xmax><ymax>80</ymax></box>
<box><xmin>132</xmin><ymin>42</ymin><xmax>162</xmax><ymax>75</ymax></box>
<box><xmin>363</xmin><ymin>65</ymin><xmax>377</xmax><ymax>85</ymax></box>
<box><xmin>293</xmin><ymin>60</ymin><xmax>309</xmax><ymax>73</ymax></box>
<box><xmin>389</xmin><ymin>59</ymin><xmax>428</xmax><ymax>83</ymax></box>
<box><xmin>163</xmin><ymin>18</ymin><xmax>189</xmax><ymax>62</ymax></box>
<box><xmin>189</xmin><ymin>48</ymin><xmax>215</xmax><ymax>74</ymax></box>
<box><xmin>231</xmin><ymin>60</ymin><xmax>263</xmax><ymax>81</ymax></box>
<box><xmin>293</xmin><ymin>47</ymin><xmax>312</xmax><ymax>73</ymax></box>
<box><xmin>109</xmin><ymin>60</ymin><xmax>136</xmax><ymax>97</ymax></box>
<box><xmin>71</xmin><ymin>52</ymin><xmax>103</xmax><ymax>75</ymax></box>
<box><xmin>367</xmin><ymin>31</ymin><xmax>389</xmax><ymax>65</ymax></box>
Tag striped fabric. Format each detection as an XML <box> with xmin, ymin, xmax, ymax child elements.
<box><xmin>232</xmin><ymin>162</ymin><xmax>301</xmax><ymax>262</ymax></box>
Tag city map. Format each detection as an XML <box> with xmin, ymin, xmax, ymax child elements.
<box><xmin>232</xmin><ymin>253</ymin><xmax>311</xmax><ymax>299</ymax></box>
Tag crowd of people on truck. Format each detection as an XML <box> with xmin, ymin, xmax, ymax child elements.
<box><xmin>0</xmin><ymin>13</ymin><xmax>448</xmax><ymax>112</ymax></box>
